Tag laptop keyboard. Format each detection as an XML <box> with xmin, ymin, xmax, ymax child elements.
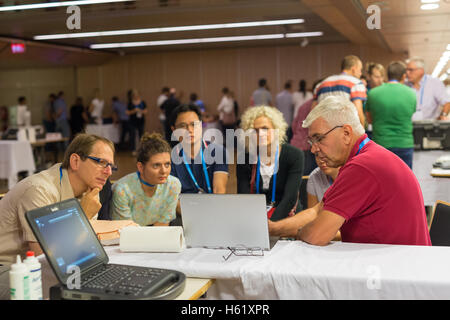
<box><xmin>81</xmin><ymin>264</ymin><xmax>165</xmax><ymax>297</ymax></box>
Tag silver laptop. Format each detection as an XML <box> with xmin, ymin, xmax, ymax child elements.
<box><xmin>180</xmin><ymin>194</ymin><xmax>275</xmax><ymax>251</ymax></box>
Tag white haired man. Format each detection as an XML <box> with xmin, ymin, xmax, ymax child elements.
<box><xmin>268</xmin><ymin>96</ymin><xmax>431</xmax><ymax>247</ymax></box>
<box><xmin>405</xmin><ymin>57</ymin><xmax>450</xmax><ymax>120</ymax></box>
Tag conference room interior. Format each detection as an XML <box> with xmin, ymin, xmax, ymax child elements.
<box><xmin>0</xmin><ymin>0</ymin><xmax>450</xmax><ymax>302</ymax></box>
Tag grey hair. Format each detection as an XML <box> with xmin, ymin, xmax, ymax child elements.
<box><xmin>405</xmin><ymin>57</ymin><xmax>425</xmax><ymax>70</ymax></box>
<box><xmin>302</xmin><ymin>96</ymin><xmax>365</xmax><ymax>135</ymax></box>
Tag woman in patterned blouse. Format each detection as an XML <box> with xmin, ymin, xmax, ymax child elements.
<box><xmin>111</xmin><ymin>133</ymin><xmax>181</xmax><ymax>226</ymax></box>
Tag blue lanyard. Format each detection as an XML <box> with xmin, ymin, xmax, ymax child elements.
<box><xmin>59</xmin><ymin>166</ymin><xmax>64</xmax><ymax>202</ymax></box>
<box><xmin>137</xmin><ymin>171</ymin><xmax>155</xmax><ymax>188</ymax></box>
<box><xmin>256</xmin><ymin>145</ymin><xmax>279</xmax><ymax>205</ymax></box>
<box><xmin>356</xmin><ymin>137</ymin><xmax>370</xmax><ymax>156</ymax></box>
<box><xmin>419</xmin><ymin>75</ymin><xmax>427</xmax><ymax>107</ymax></box>
<box><xmin>182</xmin><ymin>142</ymin><xmax>212</xmax><ymax>194</ymax></box>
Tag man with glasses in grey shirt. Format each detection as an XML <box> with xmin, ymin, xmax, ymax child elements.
<box><xmin>405</xmin><ymin>57</ymin><xmax>450</xmax><ymax>120</ymax></box>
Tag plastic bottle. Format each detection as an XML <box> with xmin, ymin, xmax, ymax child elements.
<box><xmin>9</xmin><ymin>255</ymin><xmax>30</xmax><ymax>300</ymax></box>
<box><xmin>24</xmin><ymin>251</ymin><xmax>43</xmax><ymax>300</ymax></box>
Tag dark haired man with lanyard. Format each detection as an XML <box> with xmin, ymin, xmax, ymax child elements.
<box><xmin>269</xmin><ymin>96</ymin><xmax>431</xmax><ymax>246</ymax></box>
<box><xmin>170</xmin><ymin>109</ymin><xmax>228</xmax><ymax>202</ymax></box>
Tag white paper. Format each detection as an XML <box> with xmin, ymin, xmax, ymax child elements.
<box><xmin>119</xmin><ymin>226</ymin><xmax>185</xmax><ymax>253</ymax></box>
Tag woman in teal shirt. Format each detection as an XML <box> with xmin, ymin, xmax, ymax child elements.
<box><xmin>111</xmin><ymin>133</ymin><xmax>181</xmax><ymax>226</ymax></box>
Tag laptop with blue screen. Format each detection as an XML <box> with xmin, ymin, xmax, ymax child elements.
<box><xmin>25</xmin><ymin>198</ymin><xmax>185</xmax><ymax>300</ymax></box>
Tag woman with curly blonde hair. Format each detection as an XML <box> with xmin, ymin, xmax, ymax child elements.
<box><xmin>237</xmin><ymin>106</ymin><xmax>305</xmax><ymax>221</ymax></box>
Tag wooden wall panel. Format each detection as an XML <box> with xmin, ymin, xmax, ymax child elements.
<box><xmin>200</xmin><ymin>48</ymin><xmax>239</xmax><ymax>114</ymax></box>
<box><xmin>238</xmin><ymin>46</ymin><xmax>278</xmax><ymax>110</ymax></box>
<box><xmin>76</xmin><ymin>66</ymin><xmax>101</xmax><ymax>111</ymax></box>
<box><xmin>277</xmin><ymin>45</ymin><xmax>321</xmax><ymax>92</ymax></box>
<box><xmin>0</xmin><ymin>41</ymin><xmax>406</xmax><ymax>131</ymax></box>
<box><xmin>128</xmin><ymin>53</ymin><xmax>165</xmax><ymax>133</ymax></box>
<box><xmin>0</xmin><ymin>68</ymin><xmax>75</xmax><ymax>126</ymax></box>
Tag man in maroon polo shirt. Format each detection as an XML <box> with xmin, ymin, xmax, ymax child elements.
<box><xmin>269</xmin><ymin>95</ymin><xmax>431</xmax><ymax>246</ymax></box>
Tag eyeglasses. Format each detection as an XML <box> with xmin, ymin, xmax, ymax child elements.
<box><xmin>175</xmin><ymin>120</ymin><xmax>202</xmax><ymax>130</ymax></box>
<box><xmin>307</xmin><ymin>126</ymin><xmax>343</xmax><ymax>147</ymax></box>
<box><xmin>86</xmin><ymin>155</ymin><xmax>118</xmax><ymax>171</ymax></box>
<box><xmin>222</xmin><ymin>245</ymin><xmax>264</xmax><ymax>261</ymax></box>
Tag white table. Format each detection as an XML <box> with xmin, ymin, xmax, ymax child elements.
<box><xmin>100</xmin><ymin>240</ymin><xmax>450</xmax><ymax>300</ymax></box>
<box><xmin>0</xmin><ymin>140</ymin><xmax>36</xmax><ymax>189</ymax></box>
<box><xmin>413</xmin><ymin>151</ymin><xmax>450</xmax><ymax>205</ymax></box>
<box><xmin>86</xmin><ymin>124</ymin><xmax>120</xmax><ymax>144</ymax></box>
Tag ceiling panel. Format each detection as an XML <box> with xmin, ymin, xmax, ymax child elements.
<box><xmin>0</xmin><ymin>0</ymin><xmax>448</xmax><ymax>77</ymax></box>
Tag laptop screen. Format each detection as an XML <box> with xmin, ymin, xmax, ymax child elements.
<box><xmin>26</xmin><ymin>199</ymin><xmax>108</xmax><ymax>284</ymax></box>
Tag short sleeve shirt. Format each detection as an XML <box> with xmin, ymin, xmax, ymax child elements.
<box><xmin>170</xmin><ymin>142</ymin><xmax>228</xmax><ymax>193</ymax></box>
<box><xmin>306</xmin><ymin>167</ymin><xmax>332</xmax><ymax>202</ymax></box>
<box><xmin>322</xmin><ymin>135</ymin><xmax>431</xmax><ymax>246</ymax></box>
<box><xmin>0</xmin><ymin>164</ymin><xmax>75</xmax><ymax>265</ymax></box>
<box><xmin>314</xmin><ymin>73</ymin><xmax>367</xmax><ymax>103</ymax></box>
<box><xmin>111</xmin><ymin>173</ymin><xmax>181</xmax><ymax>226</ymax></box>
<box><xmin>406</xmin><ymin>75</ymin><xmax>450</xmax><ymax>120</ymax></box>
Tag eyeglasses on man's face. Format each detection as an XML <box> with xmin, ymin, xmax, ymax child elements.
<box><xmin>86</xmin><ymin>155</ymin><xmax>118</xmax><ymax>171</ymax></box>
<box><xmin>307</xmin><ymin>126</ymin><xmax>343</xmax><ymax>147</ymax></box>
<box><xmin>175</xmin><ymin>120</ymin><xmax>202</xmax><ymax>130</ymax></box>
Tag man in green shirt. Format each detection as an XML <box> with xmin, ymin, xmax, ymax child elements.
<box><xmin>366</xmin><ymin>61</ymin><xmax>416</xmax><ymax>169</ymax></box>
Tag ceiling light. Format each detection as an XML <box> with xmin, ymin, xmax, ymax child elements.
<box><xmin>285</xmin><ymin>32</ymin><xmax>324</xmax><ymax>38</ymax></box>
<box><xmin>421</xmin><ymin>0</ymin><xmax>439</xmax><ymax>3</ymax></box>
<box><xmin>34</xmin><ymin>19</ymin><xmax>304</xmax><ymax>40</ymax></box>
<box><xmin>420</xmin><ymin>3</ymin><xmax>439</xmax><ymax>9</ymax></box>
<box><xmin>432</xmin><ymin>51</ymin><xmax>449</xmax><ymax>78</ymax></box>
<box><xmin>0</xmin><ymin>0</ymin><xmax>133</xmax><ymax>12</ymax></box>
<box><xmin>90</xmin><ymin>32</ymin><xmax>323</xmax><ymax>49</ymax></box>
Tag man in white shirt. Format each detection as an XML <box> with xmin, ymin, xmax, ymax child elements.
<box><xmin>405</xmin><ymin>57</ymin><xmax>450</xmax><ymax>120</ymax></box>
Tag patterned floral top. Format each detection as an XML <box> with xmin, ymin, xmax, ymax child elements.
<box><xmin>111</xmin><ymin>173</ymin><xmax>181</xmax><ymax>226</ymax></box>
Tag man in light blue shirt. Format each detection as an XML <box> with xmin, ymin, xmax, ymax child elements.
<box><xmin>112</xmin><ymin>96</ymin><xmax>132</xmax><ymax>150</ymax></box>
<box><xmin>252</xmin><ymin>78</ymin><xmax>272</xmax><ymax>106</ymax></box>
<box><xmin>54</xmin><ymin>91</ymin><xmax>70</xmax><ymax>147</ymax></box>
<box><xmin>406</xmin><ymin>57</ymin><xmax>450</xmax><ymax>120</ymax></box>
<box><xmin>276</xmin><ymin>80</ymin><xmax>294</xmax><ymax>126</ymax></box>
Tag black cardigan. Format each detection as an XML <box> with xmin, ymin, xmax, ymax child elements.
<box><xmin>236</xmin><ymin>143</ymin><xmax>305</xmax><ymax>221</ymax></box>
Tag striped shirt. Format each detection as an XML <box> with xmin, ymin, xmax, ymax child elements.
<box><xmin>314</xmin><ymin>73</ymin><xmax>367</xmax><ymax>103</ymax></box>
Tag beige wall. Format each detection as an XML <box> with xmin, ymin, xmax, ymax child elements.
<box><xmin>0</xmin><ymin>67</ymin><xmax>76</xmax><ymax>126</ymax></box>
<box><xmin>0</xmin><ymin>41</ymin><xmax>403</xmax><ymax>132</ymax></box>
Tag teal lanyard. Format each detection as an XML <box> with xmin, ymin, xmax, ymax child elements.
<box><xmin>137</xmin><ymin>171</ymin><xmax>155</xmax><ymax>187</ymax></box>
<box><xmin>256</xmin><ymin>145</ymin><xmax>279</xmax><ymax>205</ymax></box>
<box><xmin>356</xmin><ymin>137</ymin><xmax>370</xmax><ymax>156</ymax></box>
<box><xmin>182</xmin><ymin>142</ymin><xmax>212</xmax><ymax>194</ymax></box>
<box><xmin>419</xmin><ymin>75</ymin><xmax>427</xmax><ymax>107</ymax></box>
<box><xmin>59</xmin><ymin>166</ymin><xmax>64</xmax><ymax>202</ymax></box>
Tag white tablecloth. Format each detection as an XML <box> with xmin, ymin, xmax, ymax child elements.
<box><xmin>101</xmin><ymin>240</ymin><xmax>450</xmax><ymax>300</ymax></box>
<box><xmin>413</xmin><ymin>151</ymin><xmax>450</xmax><ymax>206</ymax></box>
<box><xmin>0</xmin><ymin>140</ymin><xmax>36</xmax><ymax>189</ymax></box>
<box><xmin>86</xmin><ymin>124</ymin><xmax>120</xmax><ymax>144</ymax></box>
